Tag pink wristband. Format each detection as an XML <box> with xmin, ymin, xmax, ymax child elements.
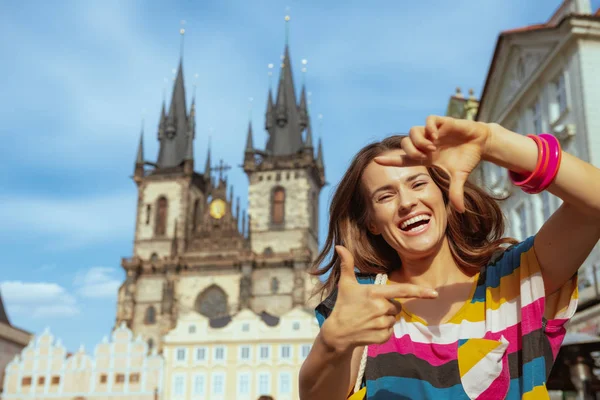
<box><xmin>509</xmin><ymin>135</ymin><xmax>545</xmax><ymax>187</ymax></box>
<box><xmin>524</xmin><ymin>134</ymin><xmax>561</xmax><ymax>194</ymax></box>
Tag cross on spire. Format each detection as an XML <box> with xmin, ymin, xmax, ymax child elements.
<box><xmin>211</xmin><ymin>159</ymin><xmax>232</xmax><ymax>181</ymax></box>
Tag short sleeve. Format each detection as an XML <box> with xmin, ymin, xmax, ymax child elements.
<box><xmin>486</xmin><ymin>236</ymin><xmax>578</xmax><ymax>354</ymax></box>
<box><xmin>314</xmin><ymin>274</ymin><xmax>376</xmax><ymax>328</ymax></box>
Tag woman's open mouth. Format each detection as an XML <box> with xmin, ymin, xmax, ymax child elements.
<box><xmin>398</xmin><ymin>214</ymin><xmax>431</xmax><ymax>235</ymax></box>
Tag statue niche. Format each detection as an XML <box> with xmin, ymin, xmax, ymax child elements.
<box><xmin>194</xmin><ymin>285</ymin><xmax>228</xmax><ymax>319</ymax></box>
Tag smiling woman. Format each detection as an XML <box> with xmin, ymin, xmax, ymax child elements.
<box><xmin>298</xmin><ymin>116</ymin><xmax>600</xmax><ymax>400</ymax></box>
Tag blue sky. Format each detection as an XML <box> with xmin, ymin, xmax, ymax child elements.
<box><xmin>1</xmin><ymin>0</ymin><xmax>598</xmax><ymax>353</ymax></box>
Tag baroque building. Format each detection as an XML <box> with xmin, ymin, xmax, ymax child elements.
<box><xmin>116</xmin><ymin>35</ymin><xmax>325</xmax><ymax>353</ymax></box>
<box><xmin>474</xmin><ymin>0</ymin><xmax>600</xmax><ymax>331</ymax></box>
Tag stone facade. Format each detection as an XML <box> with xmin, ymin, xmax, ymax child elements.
<box><xmin>475</xmin><ymin>0</ymin><xmax>600</xmax><ymax>281</ymax></box>
<box><xmin>162</xmin><ymin>307</ymin><xmax>319</xmax><ymax>400</ymax></box>
<box><xmin>2</xmin><ymin>324</ymin><xmax>164</xmax><ymax>399</ymax></box>
<box><xmin>115</xmin><ymin>38</ymin><xmax>326</xmax><ymax>354</ymax></box>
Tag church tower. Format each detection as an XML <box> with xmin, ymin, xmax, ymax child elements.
<box><xmin>116</xmin><ymin>23</ymin><xmax>325</xmax><ymax>353</ymax></box>
<box><xmin>243</xmin><ymin>35</ymin><xmax>326</xmax><ymax>313</ymax></box>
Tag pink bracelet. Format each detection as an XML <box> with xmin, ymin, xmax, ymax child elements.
<box><xmin>524</xmin><ymin>134</ymin><xmax>562</xmax><ymax>194</ymax></box>
<box><xmin>508</xmin><ymin>135</ymin><xmax>545</xmax><ymax>187</ymax></box>
<box><xmin>522</xmin><ymin>137</ymin><xmax>550</xmax><ymax>192</ymax></box>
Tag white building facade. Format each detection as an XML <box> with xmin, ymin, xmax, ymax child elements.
<box><xmin>476</xmin><ymin>0</ymin><xmax>600</xmax><ymax>311</ymax></box>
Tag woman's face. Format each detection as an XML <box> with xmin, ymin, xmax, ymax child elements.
<box><xmin>361</xmin><ymin>149</ymin><xmax>448</xmax><ymax>259</ymax></box>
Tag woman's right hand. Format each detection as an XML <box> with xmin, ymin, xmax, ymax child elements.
<box><xmin>321</xmin><ymin>246</ymin><xmax>439</xmax><ymax>353</ymax></box>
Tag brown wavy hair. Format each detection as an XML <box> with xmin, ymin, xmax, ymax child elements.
<box><xmin>310</xmin><ymin>135</ymin><xmax>517</xmax><ymax>299</ymax></box>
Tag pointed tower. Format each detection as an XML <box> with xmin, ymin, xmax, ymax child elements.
<box><xmin>242</xmin><ymin>15</ymin><xmax>326</xmax><ymax>312</ymax></box>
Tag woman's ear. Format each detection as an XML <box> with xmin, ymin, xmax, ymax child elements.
<box><xmin>368</xmin><ymin>222</ymin><xmax>380</xmax><ymax>235</ymax></box>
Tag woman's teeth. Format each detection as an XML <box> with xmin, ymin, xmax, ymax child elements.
<box><xmin>400</xmin><ymin>215</ymin><xmax>431</xmax><ymax>231</ymax></box>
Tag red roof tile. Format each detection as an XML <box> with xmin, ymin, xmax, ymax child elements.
<box><xmin>501</xmin><ymin>23</ymin><xmax>548</xmax><ymax>35</ymax></box>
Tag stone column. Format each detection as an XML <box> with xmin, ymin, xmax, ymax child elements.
<box><xmin>239</xmin><ymin>262</ymin><xmax>253</xmax><ymax>310</ymax></box>
<box><xmin>292</xmin><ymin>261</ymin><xmax>307</xmax><ymax>307</ymax></box>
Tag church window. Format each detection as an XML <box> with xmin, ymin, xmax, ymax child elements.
<box><xmin>155</xmin><ymin>196</ymin><xmax>168</xmax><ymax>236</ymax></box>
<box><xmin>295</xmin><ymin>171</ymin><xmax>300</xmax><ymax>179</ymax></box>
<box><xmin>286</xmin><ymin>172</ymin><xmax>290</xmax><ymax>180</ymax></box>
<box><xmin>271</xmin><ymin>277</ymin><xmax>280</xmax><ymax>293</ymax></box>
<box><xmin>276</xmin><ymin>172</ymin><xmax>281</xmax><ymax>181</ymax></box>
<box><xmin>144</xmin><ymin>306</ymin><xmax>156</xmax><ymax>325</ymax></box>
<box><xmin>264</xmin><ymin>247</ymin><xmax>273</xmax><ymax>256</ymax></box>
<box><xmin>147</xmin><ymin>338</ymin><xmax>154</xmax><ymax>351</ymax></box>
<box><xmin>259</xmin><ymin>175</ymin><xmax>264</xmax><ymax>182</ymax></box>
<box><xmin>192</xmin><ymin>199</ymin><xmax>200</xmax><ymax>232</ymax></box>
<box><xmin>150</xmin><ymin>253</ymin><xmax>159</xmax><ymax>263</ymax></box>
<box><xmin>267</xmin><ymin>174</ymin><xmax>272</xmax><ymax>181</ymax></box>
<box><xmin>272</xmin><ymin>187</ymin><xmax>285</xmax><ymax>224</ymax></box>
<box><xmin>194</xmin><ymin>285</ymin><xmax>228</xmax><ymax>319</ymax></box>
<box><xmin>145</xmin><ymin>205</ymin><xmax>151</xmax><ymax>225</ymax></box>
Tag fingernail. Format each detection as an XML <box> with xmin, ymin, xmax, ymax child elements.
<box><xmin>428</xmin><ymin>289</ymin><xmax>438</xmax><ymax>297</ymax></box>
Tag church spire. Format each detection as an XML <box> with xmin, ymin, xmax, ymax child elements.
<box><xmin>304</xmin><ymin>120</ymin><xmax>313</xmax><ymax>148</ymax></box>
<box><xmin>0</xmin><ymin>288</ymin><xmax>10</xmax><ymax>325</ymax></box>
<box><xmin>263</xmin><ymin>16</ymin><xmax>304</xmax><ymax>156</ymax></box>
<box><xmin>136</xmin><ymin>125</ymin><xmax>144</xmax><ymax>165</ymax></box>
<box><xmin>155</xmin><ymin>48</ymin><xmax>191</xmax><ymax>169</ymax></box>
<box><xmin>298</xmin><ymin>85</ymin><xmax>308</xmax><ymax>129</ymax></box>
<box><xmin>204</xmin><ymin>144</ymin><xmax>212</xmax><ymax>181</ymax></box>
<box><xmin>245</xmin><ymin>121</ymin><xmax>254</xmax><ymax>153</ymax></box>
<box><xmin>316</xmin><ymin>137</ymin><xmax>324</xmax><ymax>168</ymax></box>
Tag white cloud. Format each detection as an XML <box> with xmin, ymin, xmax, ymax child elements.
<box><xmin>0</xmin><ymin>192</ymin><xmax>136</xmax><ymax>249</ymax></box>
<box><xmin>0</xmin><ymin>281</ymin><xmax>79</xmax><ymax>318</ymax></box>
<box><xmin>74</xmin><ymin>267</ymin><xmax>122</xmax><ymax>299</ymax></box>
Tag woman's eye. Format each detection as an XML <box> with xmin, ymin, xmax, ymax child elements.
<box><xmin>414</xmin><ymin>181</ymin><xmax>427</xmax><ymax>189</ymax></box>
<box><xmin>378</xmin><ymin>194</ymin><xmax>393</xmax><ymax>202</ymax></box>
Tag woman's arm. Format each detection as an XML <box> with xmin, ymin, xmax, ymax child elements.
<box><xmin>484</xmin><ymin>123</ymin><xmax>600</xmax><ymax>294</ymax></box>
<box><xmin>298</xmin><ymin>330</ymin><xmax>363</xmax><ymax>400</ymax></box>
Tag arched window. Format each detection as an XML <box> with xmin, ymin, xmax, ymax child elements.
<box><xmin>192</xmin><ymin>199</ymin><xmax>200</xmax><ymax>232</ymax></box>
<box><xmin>147</xmin><ymin>338</ymin><xmax>154</xmax><ymax>351</ymax></box>
<box><xmin>194</xmin><ymin>285</ymin><xmax>228</xmax><ymax>319</ymax></box>
<box><xmin>155</xmin><ymin>197</ymin><xmax>168</xmax><ymax>236</ymax></box>
<box><xmin>144</xmin><ymin>306</ymin><xmax>156</xmax><ymax>325</ymax></box>
<box><xmin>272</xmin><ymin>187</ymin><xmax>285</xmax><ymax>224</ymax></box>
<box><xmin>271</xmin><ymin>277</ymin><xmax>279</xmax><ymax>294</ymax></box>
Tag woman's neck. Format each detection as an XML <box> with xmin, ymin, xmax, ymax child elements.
<box><xmin>390</xmin><ymin>238</ymin><xmax>470</xmax><ymax>289</ymax></box>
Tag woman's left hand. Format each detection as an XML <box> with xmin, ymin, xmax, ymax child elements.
<box><xmin>375</xmin><ymin>115</ymin><xmax>493</xmax><ymax>213</ymax></box>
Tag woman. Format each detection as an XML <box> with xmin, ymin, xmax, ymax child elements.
<box><xmin>298</xmin><ymin>116</ymin><xmax>600</xmax><ymax>399</ymax></box>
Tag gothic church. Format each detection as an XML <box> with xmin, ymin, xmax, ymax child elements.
<box><xmin>116</xmin><ymin>40</ymin><xmax>326</xmax><ymax>352</ymax></box>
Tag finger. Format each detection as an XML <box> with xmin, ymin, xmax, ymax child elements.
<box><xmin>373</xmin><ymin>283</ymin><xmax>438</xmax><ymax>300</ymax></box>
<box><xmin>401</xmin><ymin>135</ymin><xmax>430</xmax><ymax>161</ymax></box>
<box><xmin>449</xmin><ymin>172</ymin><xmax>468</xmax><ymax>213</ymax></box>
<box><xmin>335</xmin><ymin>245</ymin><xmax>358</xmax><ymax>284</ymax></box>
<box><xmin>386</xmin><ymin>298</ymin><xmax>403</xmax><ymax>316</ymax></box>
<box><xmin>409</xmin><ymin>126</ymin><xmax>436</xmax><ymax>153</ymax></box>
<box><xmin>373</xmin><ymin>153</ymin><xmax>423</xmax><ymax>168</ymax></box>
<box><xmin>370</xmin><ymin>315</ymin><xmax>397</xmax><ymax>330</ymax></box>
<box><xmin>424</xmin><ymin>115</ymin><xmax>441</xmax><ymax>143</ymax></box>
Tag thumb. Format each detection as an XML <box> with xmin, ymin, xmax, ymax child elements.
<box><xmin>335</xmin><ymin>245</ymin><xmax>357</xmax><ymax>284</ymax></box>
<box><xmin>449</xmin><ymin>172</ymin><xmax>468</xmax><ymax>213</ymax></box>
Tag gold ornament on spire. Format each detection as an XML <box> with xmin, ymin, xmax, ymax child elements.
<box><xmin>285</xmin><ymin>15</ymin><xmax>290</xmax><ymax>21</ymax></box>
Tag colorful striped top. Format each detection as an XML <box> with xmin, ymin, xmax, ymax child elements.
<box><xmin>315</xmin><ymin>237</ymin><xmax>579</xmax><ymax>399</ymax></box>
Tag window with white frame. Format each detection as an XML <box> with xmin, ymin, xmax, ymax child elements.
<box><xmin>172</xmin><ymin>374</ymin><xmax>185</xmax><ymax>397</ymax></box>
<box><xmin>541</xmin><ymin>191</ymin><xmax>552</xmax><ymax>221</ymax></box>
<box><xmin>279</xmin><ymin>372</ymin><xmax>291</xmax><ymax>394</ymax></box>
<box><xmin>240</xmin><ymin>345</ymin><xmax>251</xmax><ymax>361</ymax></box>
<box><xmin>238</xmin><ymin>372</ymin><xmax>251</xmax><ymax>395</ymax></box>
<box><xmin>242</xmin><ymin>322</ymin><xmax>250</xmax><ymax>332</ymax></box>
<box><xmin>280</xmin><ymin>345</ymin><xmax>291</xmax><ymax>360</ymax></box>
<box><xmin>188</xmin><ymin>324</ymin><xmax>196</xmax><ymax>334</ymax></box>
<box><xmin>214</xmin><ymin>346</ymin><xmax>226</xmax><ymax>361</ymax></box>
<box><xmin>193</xmin><ymin>374</ymin><xmax>205</xmax><ymax>396</ymax></box>
<box><xmin>301</xmin><ymin>344</ymin><xmax>311</xmax><ymax>359</ymax></box>
<box><xmin>531</xmin><ymin>100</ymin><xmax>543</xmax><ymax>133</ymax></box>
<box><xmin>555</xmin><ymin>73</ymin><xmax>567</xmax><ymax>116</ymax></box>
<box><xmin>212</xmin><ymin>373</ymin><xmax>225</xmax><ymax>396</ymax></box>
<box><xmin>175</xmin><ymin>347</ymin><xmax>187</xmax><ymax>362</ymax></box>
<box><xmin>292</xmin><ymin>321</ymin><xmax>300</xmax><ymax>331</ymax></box>
<box><xmin>258</xmin><ymin>372</ymin><xmax>271</xmax><ymax>395</ymax></box>
<box><xmin>259</xmin><ymin>345</ymin><xmax>270</xmax><ymax>361</ymax></box>
<box><xmin>517</xmin><ymin>203</ymin><xmax>528</xmax><ymax>240</ymax></box>
<box><xmin>195</xmin><ymin>346</ymin><xmax>207</xmax><ymax>362</ymax></box>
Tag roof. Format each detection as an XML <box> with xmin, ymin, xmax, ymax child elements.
<box><xmin>0</xmin><ymin>288</ymin><xmax>10</xmax><ymax>325</ymax></box>
<box><xmin>476</xmin><ymin>13</ymin><xmax>600</xmax><ymax>121</ymax></box>
<box><xmin>259</xmin><ymin>311</ymin><xmax>280</xmax><ymax>327</ymax></box>
<box><xmin>209</xmin><ymin>315</ymin><xmax>232</xmax><ymax>329</ymax></box>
